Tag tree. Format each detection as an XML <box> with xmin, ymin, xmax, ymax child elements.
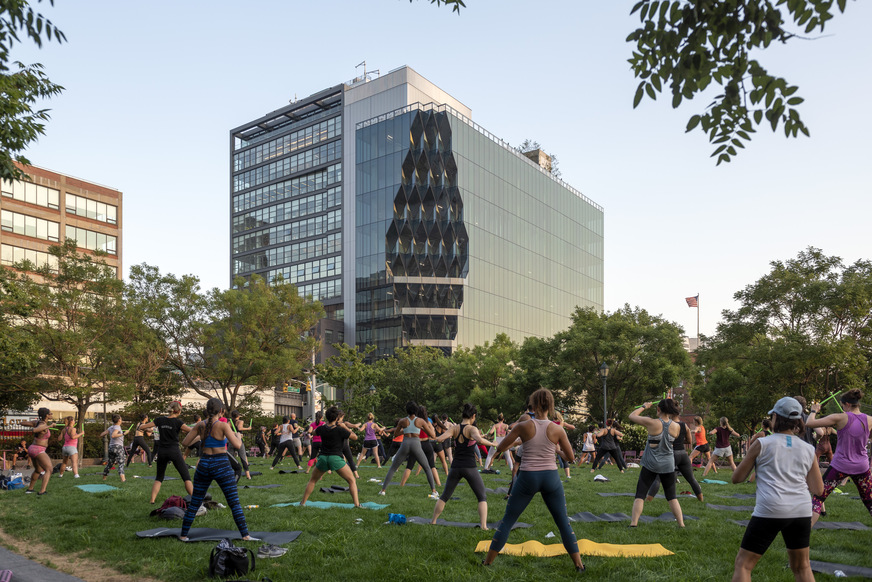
<box><xmin>128</xmin><ymin>265</ymin><xmax>323</xmax><ymax>411</ymax></box>
<box><xmin>696</xmin><ymin>247</ymin><xmax>872</xmax><ymax>432</ymax></box>
<box><xmin>1</xmin><ymin>0</ymin><xmax>65</xmax><ymax>182</ymax></box>
<box><xmin>0</xmin><ymin>265</ymin><xmax>40</xmax><ymax>413</ymax></box>
<box><xmin>372</xmin><ymin>345</ymin><xmax>447</xmax><ymax>420</ymax></box>
<box><xmin>551</xmin><ymin>305</ymin><xmax>695</xmax><ymax>422</ymax></box>
<box><xmin>517</xmin><ymin>139</ymin><xmax>562</xmax><ymax>178</ymax></box>
<box><xmin>627</xmin><ymin>0</ymin><xmax>854</xmax><ymax>164</ymax></box>
<box><xmin>315</xmin><ymin>343</ymin><xmax>379</xmax><ymax>421</ymax></box>
<box><xmin>5</xmin><ymin>240</ymin><xmax>131</xmax><ymax>427</ymax></box>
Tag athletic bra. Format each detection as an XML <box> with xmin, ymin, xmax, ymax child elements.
<box><xmin>402</xmin><ymin>415</ymin><xmax>421</xmax><ymax>436</ymax></box>
<box><xmin>203</xmin><ymin>424</ymin><xmax>228</xmax><ymax>448</ymax></box>
<box><xmin>495</xmin><ymin>423</ymin><xmax>507</xmax><ymax>437</ymax></box>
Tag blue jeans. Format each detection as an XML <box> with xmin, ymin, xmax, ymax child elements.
<box><xmin>490</xmin><ymin>469</ymin><xmax>578</xmax><ymax>554</ymax></box>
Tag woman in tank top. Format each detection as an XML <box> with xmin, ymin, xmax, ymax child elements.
<box><xmin>59</xmin><ymin>416</ymin><xmax>84</xmax><ymax>479</ymax></box>
<box><xmin>484</xmin><ymin>413</ymin><xmax>511</xmax><ymax>471</ymax></box>
<box><xmin>357</xmin><ymin>412</ymin><xmax>386</xmax><ymax>468</ymax></box>
<box><xmin>731</xmin><ymin>397</ymin><xmax>823</xmax><ymax>581</ymax></box>
<box><xmin>484</xmin><ymin>388</ymin><xmax>585</xmax><ymax>573</ymax></box>
<box><xmin>22</xmin><ymin>408</ymin><xmax>55</xmax><ymax>495</ymax></box>
<box><xmin>807</xmin><ymin>389</ymin><xmax>872</xmax><ymax>526</ymax></box>
<box><xmin>379</xmin><ymin>401</ymin><xmax>439</xmax><ymax>497</ymax></box>
<box><xmin>432</xmin><ymin>403</ymin><xmax>496</xmax><ymax>528</ymax></box>
<box><xmin>628</xmin><ymin>399</ymin><xmax>684</xmax><ymax>527</ymax></box>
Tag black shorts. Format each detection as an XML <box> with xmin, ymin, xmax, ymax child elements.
<box><xmin>431</xmin><ymin>440</ymin><xmax>443</xmax><ymax>453</ymax></box>
<box><xmin>694</xmin><ymin>444</ymin><xmax>710</xmax><ymax>454</ymax></box>
<box><xmin>363</xmin><ymin>439</ymin><xmax>378</xmax><ymax>449</ymax></box>
<box><xmin>740</xmin><ymin>516</ymin><xmax>811</xmax><ymax>555</ymax></box>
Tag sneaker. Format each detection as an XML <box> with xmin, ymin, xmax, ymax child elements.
<box><xmin>378</xmin><ymin>490</ymin><xmax>386</xmax><ymax>496</ymax></box>
<box><xmin>25</xmin><ymin>489</ymin><xmax>34</xmax><ymax>494</ymax></box>
<box><xmin>74</xmin><ymin>474</ymin><xmax>80</xmax><ymax>479</ymax></box>
<box><xmin>257</xmin><ymin>544</ymin><xmax>288</xmax><ymax>559</ymax></box>
<box><xmin>428</xmin><ymin>492</ymin><xmax>440</xmax><ymax>500</ymax></box>
<box><xmin>66</xmin><ymin>466</ymin><xmax>72</xmax><ymax>472</ymax></box>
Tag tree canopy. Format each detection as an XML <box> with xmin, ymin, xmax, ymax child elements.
<box><xmin>0</xmin><ymin>0</ymin><xmax>65</xmax><ymax>182</ymax></box>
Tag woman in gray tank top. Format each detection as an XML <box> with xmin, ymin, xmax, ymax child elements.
<box><xmin>628</xmin><ymin>399</ymin><xmax>684</xmax><ymax>527</ymax></box>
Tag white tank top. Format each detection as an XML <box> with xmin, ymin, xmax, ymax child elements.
<box><xmin>753</xmin><ymin>433</ymin><xmax>816</xmax><ymax>518</ymax></box>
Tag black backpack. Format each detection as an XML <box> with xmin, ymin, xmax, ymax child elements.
<box><xmin>208</xmin><ymin>539</ymin><xmax>255</xmax><ymax>579</ymax></box>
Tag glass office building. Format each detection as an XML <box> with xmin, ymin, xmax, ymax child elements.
<box><xmin>231</xmin><ymin>66</ymin><xmax>603</xmax><ymax>360</ymax></box>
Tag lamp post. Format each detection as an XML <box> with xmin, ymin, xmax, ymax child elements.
<box><xmin>369</xmin><ymin>384</ymin><xmax>376</xmax><ymax>413</ymax></box>
<box><xmin>598</xmin><ymin>362</ymin><xmax>609</xmax><ymax>428</ymax></box>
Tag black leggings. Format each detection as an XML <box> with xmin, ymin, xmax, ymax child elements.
<box><xmin>342</xmin><ymin>440</ymin><xmax>357</xmax><ymax>472</ymax></box>
<box><xmin>593</xmin><ymin>447</ymin><xmax>626</xmax><ymax>470</ymax></box>
<box><xmin>155</xmin><ymin>446</ymin><xmax>191</xmax><ymax>482</ymax></box>
<box><xmin>387</xmin><ymin>440</ymin><xmax>402</xmax><ymax>459</ymax></box>
<box><xmin>646</xmin><ymin>451</ymin><xmax>701</xmax><ymax>497</ymax></box>
<box><xmin>440</xmin><ymin>467</ymin><xmax>487</xmax><ymax>502</ymax></box>
<box><xmin>271</xmin><ymin>440</ymin><xmax>301</xmax><ymax>468</ymax></box>
<box><xmin>407</xmin><ymin>440</ymin><xmax>436</xmax><ymax>470</ymax></box>
<box><xmin>127</xmin><ymin>436</ymin><xmax>153</xmax><ymax>466</ymax></box>
<box><xmin>635</xmin><ymin>466</ymin><xmax>677</xmax><ymax>500</ymax></box>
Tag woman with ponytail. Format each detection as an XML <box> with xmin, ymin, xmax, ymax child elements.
<box><xmin>179</xmin><ymin>398</ymin><xmax>252</xmax><ymax>542</ymax></box>
<box><xmin>807</xmin><ymin>389</ymin><xmax>872</xmax><ymax>526</ymax></box>
<box><xmin>484</xmin><ymin>389</ymin><xmax>584</xmax><ymax>572</ymax></box>
<box><xmin>59</xmin><ymin>416</ymin><xmax>84</xmax><ymax>479</ymax></box>
<box><xmin>431</xmin><ymin>403</ymin><xmax>496</xmax><ymax>529</ymax></box>
<box><xmin>703</xmin><ymin>416</ymin><xmax>740</xmax><ymax>477</ymax></box>
<box><xmin>22</xmin><ymin>408</ymin><xmax>56</xmax><ymax>495</ymax></box>
<box><xmin>126</xmin><ymin>414</ymin><xmax>154</xmax><ymax>468</ymax></box>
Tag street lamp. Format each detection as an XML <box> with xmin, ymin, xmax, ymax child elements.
<box><xmin>369</xmin><ymin>384</ymin><xmax>376</xmax><ymax>413</ymax></box>
<box><xmin>598</xmin><ymin>362</ymin><xmax>609</xmax><ymax>428</ymax></box>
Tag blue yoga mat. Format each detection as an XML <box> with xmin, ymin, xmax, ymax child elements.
<box><xmin>271</xmin><ymin>501</ymin><xmax>389</xmax><ymax>510</ymax></box>
<box><xmin>76</xmin><ymin>484</ymin><xmax>119</xmax><ymax>493</ymax></box>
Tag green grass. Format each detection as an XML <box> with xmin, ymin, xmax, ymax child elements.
<box><xmin>1</xmin><ymin>460</ymin><xmax>869</xmax><ymax>581</ymax></box>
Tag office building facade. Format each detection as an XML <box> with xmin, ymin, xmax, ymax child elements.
<box><xmin>1</xmin><ymin>164</ymin><xmax>122</xmax><ymax>278</ymax></box>
<box><xmin>230</xmin><ymin>66</ymin><xmax>602</xmax><ymax>359</ymax></box>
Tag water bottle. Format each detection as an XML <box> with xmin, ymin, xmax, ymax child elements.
<box><xmin>245</xmin><ymin>505</ymin><xmax>259</xmax><ymax>509</ymax></box>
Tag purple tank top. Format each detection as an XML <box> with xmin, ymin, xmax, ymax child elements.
<box><xmin>832</xmin><ymin>412</ymin><xmax>870</xmax><ymax>474</ymax></box>
<box><xmin>365</xmin><ymin>422</ymin><xmax>377</xmax><ymax>441</ymax></box>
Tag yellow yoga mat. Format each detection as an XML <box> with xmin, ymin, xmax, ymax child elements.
<box><xmin>474</xmin><ymin>539</ymin><xmax>673</xmax><ymax>558</ymax></box>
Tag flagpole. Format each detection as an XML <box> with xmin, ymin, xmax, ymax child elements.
<box><xmin>697</xmin><ymin>293</ymin><xmax>700</xmax><ymax>349</ymax></box>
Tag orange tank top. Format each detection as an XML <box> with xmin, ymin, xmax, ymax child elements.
<box><xmin>694</xmin><ymin>426</ymin><xmax>707</xmax><ymax>446</ymax></box>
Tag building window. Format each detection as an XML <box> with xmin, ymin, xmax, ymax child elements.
<box><xmin>1</xmin><ymin>244</ymin><xmax>59</xmax><ymax>271</ymax></box>
<box><xmin>64</xmin><ymin>225</ymin><xmax>117</xmax><ymax>255</ymax></box>
<box><xmin>1</xmin><ymin>180</ymin><xmax>60</xmax><ymax>209</ymax></box>
<box><xmin>65</xmin><ymin>193</ymin><xmax>118</xmax><ymax>224</ymax></box>
<box><xmin>1</xmin><ymin>210</ymin><xmax>60</xmax><ymax>241</ymax></box>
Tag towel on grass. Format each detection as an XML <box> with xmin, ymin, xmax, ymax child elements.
<box><xmin>241</xmin><ymin>484</ymin><xmax>282</xmax><ymax>489</ymax></box>
<box><xmin>700</xmin><ymin>479</ymin><xmax>729</xmax><ymax>485</ymax></box>
<box><xmin>474</xmin><ymin>539</ymin><xmax>673</xmax><ymax>558</ymax></box>
<box><xmin>271</xmin><ymin>501</ymin><xmax>388</xmax><ymax>510</ymax></box>
<box><xmin>810</xmin><ymin>560</ymin><xmax>872</xmax><ymax>578</ymax></box>
<box><xmin>407</xmin><ymin>516</ymin><xmax>531</xmax><ymax>529</ymax></box>
<box><xmin>706</xmin><ymin>503</ymin><xmax>754</xmax><ymax>512</ymax></box>
<box><xmin>136</xmin><ymin>527</ymin><xmax>301</xmax><ymax>544</ymax></box>
<box><xmin>76</xmin><ymin>484</ymin><xmax>118</xmax><ymax>493</ymax></box>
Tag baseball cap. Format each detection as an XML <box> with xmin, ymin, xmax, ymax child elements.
<box><xmin>767</xmin><ymin>397</ymin><xmax>803</xmax><ymax>419</ymax></box>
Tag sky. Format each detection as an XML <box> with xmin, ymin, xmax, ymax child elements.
<box><xmin>11</xmin><ymin>0</ymin><xmax>872</xmax><ymax>341</ymax></box>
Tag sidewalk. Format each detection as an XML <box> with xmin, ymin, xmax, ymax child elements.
<box><xmin>0</xmin><ymin>547</ymin><xmax>85</xmax><ymax>582</ymax></box>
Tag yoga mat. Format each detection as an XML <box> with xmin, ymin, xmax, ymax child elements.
<box><xmin>319</xmin><ymin>487</ymin><xmax>348</xmax><ymax>494</ymax></box>
<box><xmin>136</xmin><ymin>528</ymin><xmax>301</xmax><ymax>544</ymax></box>
<box><xmin>810</xmin><ymin>560</ymin><xmax>872</xmax><ymax>578</ymax></box>
<box><xmin>706</xmin><ymin>503</ymin><xmax>754</xmax><ymax>512</ymax></box>
<box><xmin>474</xmin><ymin>539</ymin><xmax>674</xmax><ymax>558</ymax></box>
<box><xmin>717</xmin><ymin>493</ymin><xmax>756</xmax><ymax>499</ymax></box>
<box><xmin>75</xmin><ymin>484</ymin><xmax>118</xmax><ymax>493</ymax></box>
<box><xmin>407</xmin><ymin>516</ymin><xmax>531</xmax><ymax>529</ymax></box>
<box><xmin>569</xmin><ymin>511</ymin><xmax>697</xmax><ymax>523</ymax></box>
<box><xmin>700</xmin><ymin>479</ymin><xmax>729</xmax><ymax>485</ymax></box>
<box><xmin>278</xmin><ymin>470</ymin><xmax>305</xmax><ymax>474</ymax></box>
<box><xmin>133</xmin><ymin>475</ymin><xmax>179</xmax><ymax>481</ymax></box>
<box><xmin>271</xmin><ymin>501</ymin><xmax>389</xmax><ymax>510</ymax></box>
<box><xmin>241</xmin><ymin>484</ymin><xmax>282</xmax><ymax>489</ymax></box>
<box><xmin>730</xmin><ymin>520</ymin><xmax>870</xmax><ymax>531</ymax></box>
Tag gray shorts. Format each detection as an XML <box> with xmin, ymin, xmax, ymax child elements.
<box><xmin>292</xmin><ymin>437</ymin><xmax>301</xmax><ymax>447</ymax></box>
<box><xmin>713</xmin><ymin>446</ymin><xmax>733</xmax><ymax>457</ymax></box>
<box><xmin>62</xmin><ymin>445</ymin><xmax>78</xmax><ymax>457</ymax></box>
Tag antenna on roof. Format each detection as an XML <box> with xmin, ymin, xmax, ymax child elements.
<box><xmin>354</xmin><ymin>61</ymin><xmax>379</xmax><ymax>84</ymax></box>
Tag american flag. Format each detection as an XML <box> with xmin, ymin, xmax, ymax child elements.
<box><xmin>685</xmin><ymin>296</ymin><xmax>699</xmax><ymax>308</ymax></box>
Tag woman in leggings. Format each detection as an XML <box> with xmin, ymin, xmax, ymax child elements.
<box><xmin>229</xmin><ymin>410</ymin><xmax>252</xmax><ymax>480</ymax></box>
<box><xmin>591</xmin><ymin>420</ymin><xmax>626</xmax><ymax>473</ymax></box>
<box><xmin>179</xmin><ymin>398</ymin><xmax>251</xmax><ymax>542</ymax></box>
<box><xmin>379</xmin><ymin>401</ymin><xmax>439</xmax><ymax>498</ymax></box>
<box><xmin>731</xmin><ymin>397</ymin><xmax>823</xmax><ymax>581</ymax></box>
<box><xmin>100</xmin><ymin>415</ymin><xmax>127</xmax><ymax>483</ymax></box>
<box><xmin>337</xmin><ymin>411</ymin><xmax>360</xmax><ymax>479</ymax></box>
<box><xmin>126</xmin><ymin>414</ymin><xmax>154</xmax><ymax>468</ymax></box>
<box><xmin>645</xmin><ymin>409</ymin><xmax>704</xmax><ymax>502</ymax></box>
<box><xmin>484</xmin><ymin>388</ymin><xmax>584</xmax><ymax>572</ymax></box>
<box><xmin>401</xmin><ymin>406</ymin><xmax>441</xmax><ymax>487</ymax></box>
<box><xmin>357</xmin><ymin>413</ymin><xmax>386</xmax><ymax>468</ymax></box>
<box><xmin>431</xmin><ymin>403</ymin><xmax>495</xmax><ymax>528</ymax></box>
<box><xmin>305</xmin><ymin>411</ymin><xmax>325</xmax><ymax>473</ymax></box>
<box><xmin>140</xmin><ymin>401</ymin><xmax>194</xmax><ymax>504</ymax></box>
<box><xmin>628</xmin><ymin>399</ymin><xmax>684</xmax><ymax>527</ymax></box>
<box><xmin>22</xmin><ymin>408</ymin><xmax>56</xmax><ymax>495</ymax></box>
<box><xmin>807</xmin><ymin>389</ymin><xmax>872</xmax><ymax>526</ymax></box>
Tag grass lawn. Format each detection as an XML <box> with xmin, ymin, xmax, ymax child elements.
<box><xmin>1</xmin><ymin>459</ymin><xmax>869</xmax><ymax>581</ymax></box>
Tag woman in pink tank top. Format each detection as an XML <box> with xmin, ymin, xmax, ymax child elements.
<box><xmin>484</xmin><ymin>388</ymin><xmax>585</xmax><ymax>573</ymax></box>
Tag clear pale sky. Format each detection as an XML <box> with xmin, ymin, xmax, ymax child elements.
<box><xmin>12</xmin><ymin>0</ymin><xmax>872</xmax><ymax>340</ymax></box>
